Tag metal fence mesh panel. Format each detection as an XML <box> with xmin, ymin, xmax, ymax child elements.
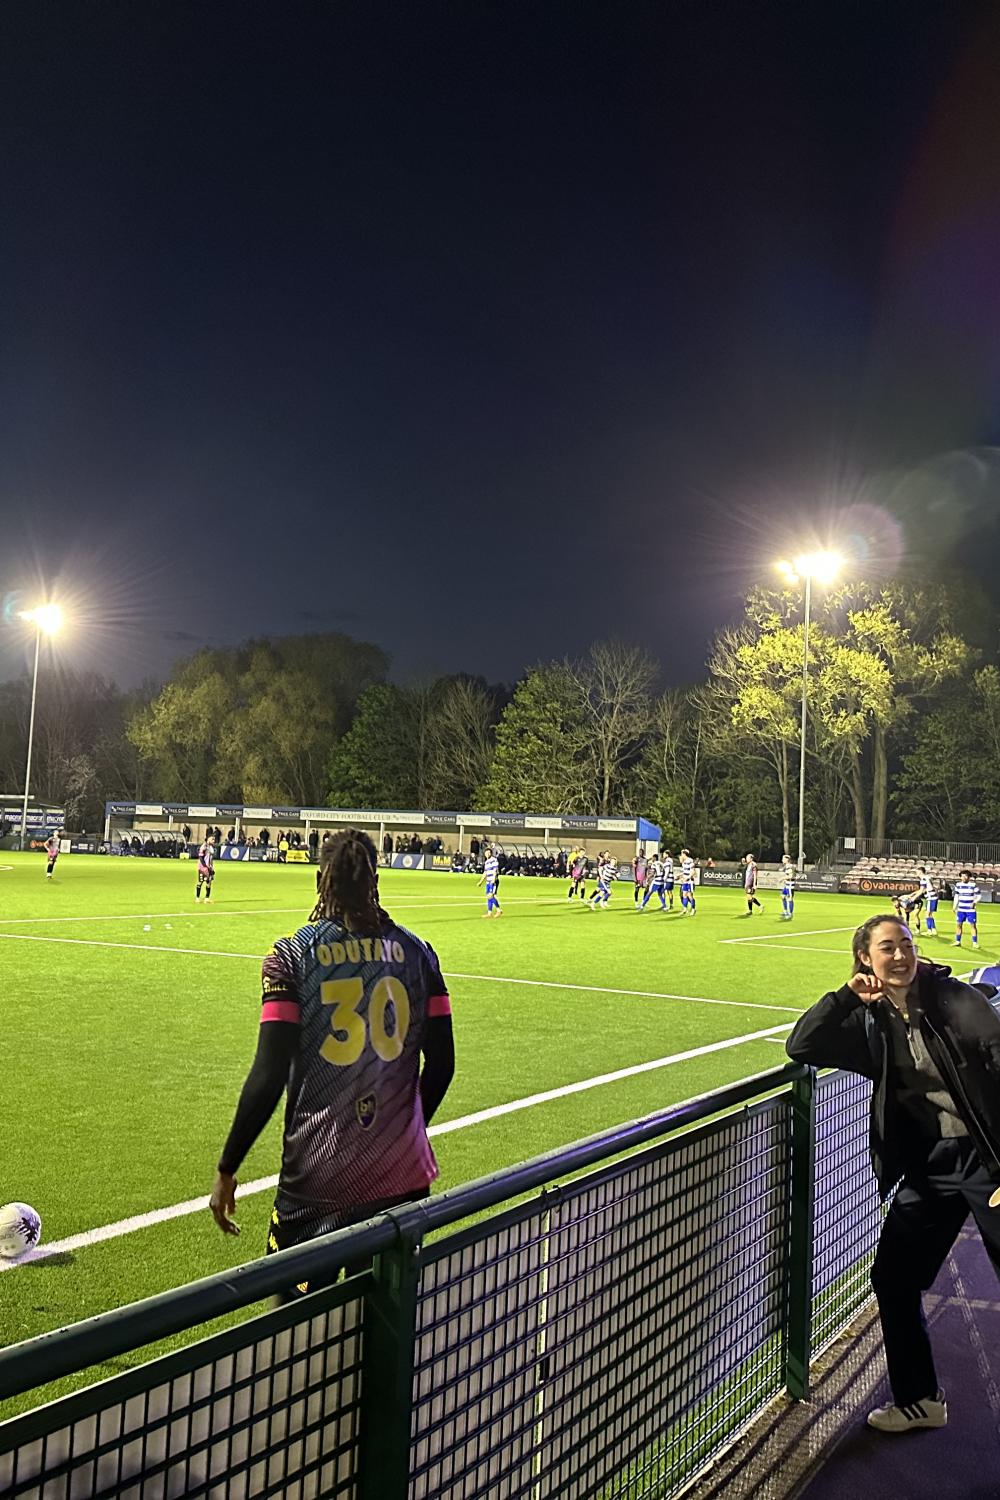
<box><xmin>811</xmin><ymin>1070</ymin><xmax>883</xmax><ymax>1354</ymax></box>
<box><xmin>410</xmin><ymin>1100</ymin><xmax>791</xmax><ymax>1500</ymax></box>
<box><xmin>0</xmin><ymin>1292</ymin><xmax>363</xmax><ymax>1500</ymax></box>
<box><xmin>410</xmin><ymin>1212</ymin><xmax>548</xmax><ymax>1500</ymax></box>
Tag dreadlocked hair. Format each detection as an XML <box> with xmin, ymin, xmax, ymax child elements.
<box><xmin>311</xmin><ymin>828</ymin><xmax>392</xmax><ymax>935</ymax></box>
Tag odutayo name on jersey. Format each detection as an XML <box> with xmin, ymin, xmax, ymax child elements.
<box><xmin>267</xmin><ymin>935</ymin><xmax>406</xmax><ymax>967</ymax></box>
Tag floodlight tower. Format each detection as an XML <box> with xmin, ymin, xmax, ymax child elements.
<box><xmin>775</xmin><ymin>554</ymin><xmax>841</xmax><ymax>872</ymax></box>
<box><xmin>17</xmin><ymin>604</ymin><xmax>64</xmax><ymax>848</ymax></box>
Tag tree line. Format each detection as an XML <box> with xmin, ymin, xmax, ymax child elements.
<box><xmin>4</xmin><ymin>575</ymin><xmax>999</xmax><ymax>855</ymax></box>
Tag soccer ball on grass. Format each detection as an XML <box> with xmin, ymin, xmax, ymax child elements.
<box><xmin>0</xmin><ymin>1202</ymin><xmax>42</xmax><ymax>1261</ymax></box>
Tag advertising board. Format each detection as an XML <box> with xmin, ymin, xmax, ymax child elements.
<box><xmin>697</xmin><ymin>867</ymin><xmax>744</xmax><ymax>888</ymax></box>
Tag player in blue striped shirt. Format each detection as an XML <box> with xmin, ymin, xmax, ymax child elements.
<box><xmin>918</xmin><ymin>868</ymin><xmax>938</xmax><ymax>935</ymax></box>
<box><xmin>588</xmin><ymin>853</ymin><xmax>617</xmax><ymax>909</ymax></box>
<box><xmin>679</xmin><ymin>850</ymin><xmax>696</xmax><ymax>915</ymax></box>
<box><xmin>662</xmin><ymin>850</ymin><xmax>676</xmax><ymax>910</ymax></box>
<box><xmin>640</xmin><ymin>856</ymin><xmax>666</xmax><ymax>910</ymax></box>
<box><xmin>781</xmin><ymin>856</ymin><xmax>795</xmax><ymax>921</ymax></box>
<box><xmin>952</xmin><ymin>870</ymin><xmax>979</xmax><ymax>949</ymax></box>
<box><xmin>477</xmin><ymin>847</ymin><xmax>502</xmax><ymax>918</ymax></box>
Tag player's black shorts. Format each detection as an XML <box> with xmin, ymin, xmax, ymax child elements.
<box><xmin>266</xmin><ymin>1187</ymin><xmax>431</xmax><ymax>1299</ymax></box>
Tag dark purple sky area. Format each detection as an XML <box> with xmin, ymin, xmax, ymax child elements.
<box><xmin>3</xmin><ymin>2</ymin><xmax>1000</xmax><ymax>690</ymax></box>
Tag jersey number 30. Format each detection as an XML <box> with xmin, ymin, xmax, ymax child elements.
<box><xmin>319</xmin><ymin>977</ymin><xmax>411</xmax><ymax>1067</ymax></box>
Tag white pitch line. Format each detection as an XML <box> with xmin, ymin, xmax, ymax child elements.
<box><xmin>0</xmin><ymin>1021</ymin><xmax>792</xmax><ymax>1271</ymax></box>
<box><xmin>0</xmin><ymin>907</ymin><xmax>307</xmax><ymax>926</ymax></box>
<box><xmin>0</xmin><ymin>896</ymin><xmax>562</xmax><ymax>927</ymax></box>
<box><xmin>0</xmin><ymin>931</ymin><xmax>802</xmax><ymax>1016</ymax></box>
<box><xmin>0</xmin><ymin>933</ymin><xmax>264</xmax><ymax>960</ymax></box>
<box><xmin>727</xmin><ymin>944</ymin><xmax>847</xmax><ymax>956</ymax></box>
<box><xmin>720</xmin><ymin>925</ymin><xmax>856</xmax><ymax>946</ymax></box>
<box><xmin>448</xmin><ymin>970</ymin><xmax>802</xmax><ymax>1015</ymax></box>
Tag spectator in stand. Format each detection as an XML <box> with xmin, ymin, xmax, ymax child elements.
<box><xmin>238</xmin><ymin>828</ymin><xmax>247</xmax><ymax>847</ymax></box>
<box><xmin>182</xmin><ymin>824</ymin><xmax>192</xmax><ymax>845</ymax></box>
<box><xmin>308</xmin><ymin>829</ymin><xmax>320</xmax><ymax>861</ymax></box>
<box><xmin>470</xmin><ymin>836</ymin><xmax>481</xmax><ymax>860</ymax></box>
<box><xmin>383</xmin><ymin>833</ymin><xmax>393</xmax><ymax>858</ymax></box>
<box><xmin>259</xmin><ymin>827</ymin><xmax>271</xmax><ymax>850</ymax></box>
<box><xmin>226</xmin><ymin>827</ymin><xmax>236</xmax><ymax>844</ymax></box>
<box><xmin>278</xmin><ymin>835</ymin><xmax>289</xmax><ymax>863</ymax></box>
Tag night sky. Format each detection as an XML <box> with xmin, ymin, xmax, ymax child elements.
<box><xmin>4</xmin><ymin>1</ymin><xmax>1000</xmax><ymax>691</ymax></box>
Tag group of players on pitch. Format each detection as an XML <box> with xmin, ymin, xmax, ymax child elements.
<box><xmin>43</xmin><ymin>834</ymin><xmax>988</xmax><ymax>951</ymax></box>
<box><xmin>568</xmin><ymin>846</ymin><xmax>700</xmax><ymax>914</ymax></box>
<box><xmin>890</xmin><ymin>866</ymin><xmax>983</xmax><ymax>950</ymax></box>
<box><xmin>576</xmin><ymin>848</ymin><xmax>800</xmax><ymax>921</ymax></box>
<box><xmin>473</xmin><ymin>844</ymin><xmax>795</xmax><ymax>920</ymax></box>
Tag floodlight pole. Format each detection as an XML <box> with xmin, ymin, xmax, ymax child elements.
<box><xmin>19</xmin><ymin>625</ymin><xmax>42</xmax><ymax>849</ymax></box>
<box><xmin>796</xmin><ymin>574</ymin><xmax>811</xmax><ymax>874</ymax></box>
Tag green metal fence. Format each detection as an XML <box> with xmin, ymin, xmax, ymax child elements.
<box><xmin>0</xmin><ymin>1064</ymin><xmax>883</xmax><ymax>1500</ymax></box>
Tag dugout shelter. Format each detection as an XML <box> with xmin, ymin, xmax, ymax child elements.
<box><xmin>0</xmin><ymin>795</ymin><xmax>66</xmax><ymax>849</ymax></box>
<box><xmin>104</xmin><ymin>800</ymin><xmax>660</xmax><ymax>865</ymax></box>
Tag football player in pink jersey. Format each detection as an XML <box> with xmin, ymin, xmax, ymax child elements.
<box><xmin>195</xmin><ymin>839</ymin><xmax>216</xmax><ymax>902</ymax></box>
<box><xmin>210</xmin><ymin>828</ymin><xmax>455</xmax><ymax>1296</ymax></box>
<box><xmin>44</xmin><ymin>834</ymin><xmax>60</xmax><ymax>879</ymax></box>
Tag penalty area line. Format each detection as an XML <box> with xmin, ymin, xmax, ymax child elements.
<box><xmin>723</xmin><ymin>944</ymin><xmax>847</xmax><ymax>956</ymax></box>
<box><xmin>449</xmin><ymin>971</ymin><xmax>801</xmax><ymax>1015</ymax></box>
<box><xmin>0</xmin><ymin>1020</ymin><xmax>792</xmax><ymax>1271</ymax></box>
<box><xmin>720</xmin><ymin>925</ymin><xmax>856</xmax><ymax>945</ymax></box>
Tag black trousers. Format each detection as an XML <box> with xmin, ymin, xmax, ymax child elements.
<box><xmin>266</xmin><ymin>1186</ymin><xmax>431</xmax><ymax>1301</ymax></box>
<box><xmin>871</xmin><ymin>1136</ymin><xmax>1000</xmax><ymax>1406</ymax></box>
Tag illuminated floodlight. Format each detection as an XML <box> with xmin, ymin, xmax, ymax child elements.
<box><xmin>18</xmin><ymin>603</ymin><xmax>63</xmax><ymax>634</ymax></box>
<box><xmin>792</xmin><ymin>551</ymin><xmax>842</xmax><ymax>586</ymax></box>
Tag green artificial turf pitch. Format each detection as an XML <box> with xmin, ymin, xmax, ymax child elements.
<box><xmin>2</xmin><ymin>851</ymin><xmax>993</xmax><ymax>1411</ymax></box>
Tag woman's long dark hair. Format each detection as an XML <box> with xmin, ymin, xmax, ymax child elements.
<box><xmin>851</xmin><ymin>913</ymin><xmax>910</xmax><ymax>974</ymax></box>
<box><xmin>311</xmin><ymin>828</ymin><xmax>392</xmax><ymax>935</ymax></box>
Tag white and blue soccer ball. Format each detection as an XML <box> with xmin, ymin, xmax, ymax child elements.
<box><xmin>0</xmin><ymin>1202</ymin><xmax>42</xmax><ymax>1261</ymax></box>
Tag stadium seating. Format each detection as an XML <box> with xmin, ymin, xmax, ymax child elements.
<box><xmin>839</xmin><ymin>855</ymin><xmax>995</xmax><ymax>889</ymax></box>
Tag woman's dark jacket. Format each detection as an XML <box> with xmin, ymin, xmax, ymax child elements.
<box><xmin>786</xmin><ymin>961</ymin><xmax>1000</xmax><ymax>1198</ymax></box>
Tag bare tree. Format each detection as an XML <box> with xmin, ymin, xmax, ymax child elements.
<box><xmin>568</xmin><ymin>640</ymin><xmax>656</xmax><ymax>814</ymax></box>
<box><xmin>426</xmin><ymin>678</ymin><xmax>497</xmax><ymax>808</ymax></box>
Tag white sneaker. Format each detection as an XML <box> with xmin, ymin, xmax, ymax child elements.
<box><xmin>867</xmin><ymin>1391</ymin><xmax>946</xmax><ymax>1433</ymax></box>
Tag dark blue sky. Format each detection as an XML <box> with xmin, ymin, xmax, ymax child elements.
<box><xmin>3</xmin><ymin>1</ymin><xmax>1000</xmax><ymax>690</ymax></box>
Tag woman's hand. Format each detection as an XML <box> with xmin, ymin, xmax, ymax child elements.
<box><xmin>847</xmin><ymin>972</ymin><xmax>885</xmax><ymax>1005</ymax></box>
